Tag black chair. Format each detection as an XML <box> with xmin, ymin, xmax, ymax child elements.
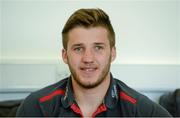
<box><xmin>159</xmin><ymin>89</ymin><xmax>180</xmax><ymax>117</ymax></box>
<box><xmin>0</xmin><ymin>99</ymin><xmax>23</xmax><ymax>117</ymax></box>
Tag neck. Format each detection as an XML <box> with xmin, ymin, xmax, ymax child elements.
<box><xmin>71</xmin><ymin>73</ymin><xmax>111</xmax><ymax>116</ymax></box>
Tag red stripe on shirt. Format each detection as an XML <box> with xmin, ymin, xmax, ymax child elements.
<box><xmin>119</xmin><ymin>91</ymin><xmax>137</xmax><ymax>104</ymax></box>
<box><xmin>39</xmin><ymin>89</ymin><xmax>65</xmax><ymax>102</ymax></box>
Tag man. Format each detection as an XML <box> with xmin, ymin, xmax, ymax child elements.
<box><xmin>16</xmin><ymin>8</ymin><xmax>171</xmax><ymax>117</ymax></box>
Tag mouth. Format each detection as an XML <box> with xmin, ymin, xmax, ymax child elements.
<box><xmin>81</xmin><ymin>68</ymin><xmax>97</xmax><ymax>71</ymax></box>
<box><xmin>80</xmin><ymin>67</ymin><xmax>98</xmax><ymax>73</ymax></box>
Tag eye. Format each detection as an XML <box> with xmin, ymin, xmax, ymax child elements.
<box><xmin>74</xmin><ymin>47</ymin><xmax>83</xmax><ymax>53</ymax></box>
<box><xmin>95</xmin><ymin>46</ymin><xmax>104</xmax><ymax>51</ymax></box>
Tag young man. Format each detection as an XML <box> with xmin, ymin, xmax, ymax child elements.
<box><xmin>16</xmin><ymin>8</ymin><xmax>171</xmax><ymax>117</ymax></box>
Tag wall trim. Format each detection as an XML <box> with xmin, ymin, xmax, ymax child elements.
<box><xmin>1</xmin><ymin>62</ymin><xmax>179</xmax><ymax>93</ymax></box>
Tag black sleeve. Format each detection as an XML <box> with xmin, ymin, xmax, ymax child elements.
<box><xmin>136</xmin><ymin>95</ymin><xmax>172</xmax><ymax>117</ymax></box>
<box><xmin>16</xmin><ymin>93</ymin><xmax>43</xmax><ymax>117</ymax></box>
<box><xmin>151</xmin><ymin>102</ymin><xmax>172</xmax><ymax>117</ymax></box>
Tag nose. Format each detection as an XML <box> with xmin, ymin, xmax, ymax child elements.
<box><xmin>82</xmin><ymin>49</ymin><xmax>94</xmax><ymax>64</ymax></box>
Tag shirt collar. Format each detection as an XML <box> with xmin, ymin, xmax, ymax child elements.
<box><xmin>61</xmin><ymin>73</ymin><xmax>119</xmax><ymax>109</ymax></box>
<box><xmin>104</xmin><ymin>73</ymin><xmax>119</xmax><ymax>109</ymax></box>
<box><xmin>61</xmin><ymin>77</ymin><xmax>75</xmax><ymax>108</ymax></box>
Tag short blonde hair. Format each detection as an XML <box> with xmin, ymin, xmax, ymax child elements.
<box><xmin>62</xmin><ymin>8</ymin><xmax>115</xmax><ymax>50</ymax></box>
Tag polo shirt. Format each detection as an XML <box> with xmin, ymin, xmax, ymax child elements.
<box><xmin>16</xmin><ymin>74</ymin><xmax>171</xmax><ymax>117</ymax></box>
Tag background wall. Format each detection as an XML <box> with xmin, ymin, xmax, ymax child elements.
<box><xmin>178</xmin><ymin>1</ymin><xmax>180</xmax><ymax>87</ymax></box>
<box><xmin>1</xmin><ymin>0</ymin><xmax>179</xmax><ymax>64</ymax></box>
<box><xmin>0</xmin><ymin>0</ymin><xmax>179</xmax><ymax>102</ymax></box>
<box><xmin>0</xmin><ymin>1</ymin><xmax>2</xmax><ymax>87</ymax></box>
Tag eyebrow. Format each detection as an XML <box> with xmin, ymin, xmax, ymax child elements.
<box><xmin>71</xmin><ymin>43</ymin><xmax>84</xmax><ymax>49</ymax></box>
<box><xmin>72</xmin><ymin>43</ymin><xmax>83</xmax><ymax>47</ymax></box>
<box><xmin>94</xmin><ymin>42</ymin><xmax>106</xmax><ymax>46</ymax></box>
<box><xmin>71</xmin><ymin>42</ymin><xmax>106</xmax><ymax>48</ymax></box>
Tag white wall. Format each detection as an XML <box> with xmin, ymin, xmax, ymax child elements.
<box><xmin>178</xmin><ymin>1</ymin><xmax>180</xmax><ymax>64</ymax></box>
<box><xmin>178</xmin><ymin>0</ymin><xmax>180</xmax><ymax>87</ymax></box>
<box><xmin>1</xmin><ymin>0</ymin><xmax>178</xmax><ymax>64</ymax></box>
<box><xmin>0</xmin><ymin>0</ymin><xmax>179</xmax><ymax>101</ymax></box>
<box><xmin>0</xmin><ymin>1</ymin><xmax>2</xmax><ymax>86</ymax></box>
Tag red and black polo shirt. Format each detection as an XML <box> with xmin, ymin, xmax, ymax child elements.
<box><xmin>16</xmin><ymin>74</ymin><xmax>171</xmax><ymax>117</ymax></box>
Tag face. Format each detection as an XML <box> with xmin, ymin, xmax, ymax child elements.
<box><xmin>62</xmin><ymin>27</ymin><xmax>116</xmax><ymax>89</ymax></box>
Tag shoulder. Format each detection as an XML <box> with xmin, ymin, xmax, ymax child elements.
<box><xmin>33</xmin><ymin>78</ymin><xmax>67</xmax><ymax>101</ymax></box>
<box><xmin>114</xmin><ymin>78</ymin><xmax>146</xmax><ymax>104</ymax></box>
<box><xmin>16</xmin><ymin>78</ymin><xmax>68</xmax><ymax>116</ymax></box>
<box><xmin>114</xmin><ymin>78</ymin><xmax>171</xmax><ymax>117</ymax></box>
<box><xmin>27</xmin><ymin>78</ymin><xmax>67</xmax><ymax>101</ymax></box>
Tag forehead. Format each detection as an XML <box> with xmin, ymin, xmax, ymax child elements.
<box><xmin>67</xmin><ymin>26</ymin><xmax>109</xmax><ymax>46</ymax></box>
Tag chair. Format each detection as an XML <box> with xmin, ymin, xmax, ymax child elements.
<box><xmin>159</xmin><ymin>89</ymin><xmax>180</xmax><ymax>117</ymax></box>
<box><xmin>0</xmin><ymin>99</ymin><xmax>23</xmax><ymax>117</ymax></box>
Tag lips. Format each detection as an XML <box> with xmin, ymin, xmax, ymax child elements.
<box><xmin>81</xmin><ymin>67</ymin><xmax>97</xmax><ymax>72</ymax></box>
<box><xmin>80</xmin><ymin>66</ymin><xmax>98</xmax><ymax>74</ymax></box>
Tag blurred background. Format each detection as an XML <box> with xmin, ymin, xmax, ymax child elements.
<box><xmin>0</xmin><ymin>0</ymin><xmax>179</xmax><ymax>103</ymax></box>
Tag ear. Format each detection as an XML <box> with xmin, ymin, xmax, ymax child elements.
<box><xmin>111</xmin><ymin>46</ymin><xmax>116</xmax><ymax>62</ymax></box>
<box><xmin>62</xmin><ymin>49</ymin><xmax>68</xmax><ymax>64</ymax></box>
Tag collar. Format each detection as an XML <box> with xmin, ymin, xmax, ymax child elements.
<box><xmin>61</xmin><ymin>77</ymin><xmax>75</xmax><ymax>108</ymax></box>
<box><xmin>104</xmin><ymin>73</ymin><xmax>119</xmax><ymax>109</ymax></box>
<box><xmin>61</xmin><ymin>74</ymin><xmax>119</xmax><ymax>109</ymax></box>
